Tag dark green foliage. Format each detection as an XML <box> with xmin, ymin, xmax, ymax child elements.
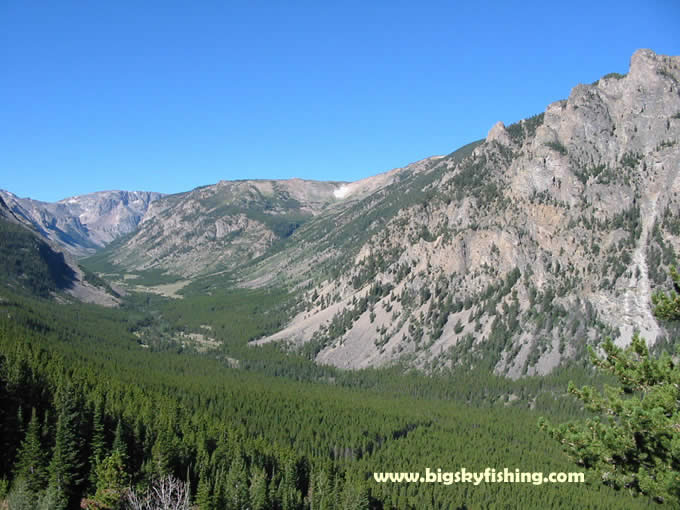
<box><xmin>77</xmin><ymin>231</ymin><xmax>137</xmax><ymax>276</ymax></box>
<box><xmin>648</xmin><ymin>221</ymin><xmax>678</xmax><ymax>287</ymax></box>
<box><xmin>591</xmin><ymin>72</ymin><xmax>626</xmax><ymax>86</ymax></box>
<box><xmin>48</xmin><ymin>385</ymin><xmax>87</xmax><ymax>509</ymax></box>
<box><xmin>111</xmin><ymin>420</ymin><xmax>128</xmax><ymax>466</ymax></box>
<box><xmin>224</xmin><ymin>455</ymin><xmax>249</xmax><ymax>510</ymax></box>
<box><xmin>0</xmin><ymin>287</ymin><xmax>653</xmax><ymax>509</ymax></box>
<box><xmin>13</xmin><ymin>408</ymin><xmax>47</xmax><ymax>494</ymax></box>
<box><xmin>652</xmin><ymin>266</ymin><xmax>680</xmax><ymax>321</ymax></box>
<box><xmin>505</xmin><ymin>113</ymin><xmax>544</xmax><ymax>144</ymax></box>
<box><xmin>195</xmin><ymin>467</ymin><xmax>214</xmax><ymax>510</ymax></box>
<box><xmin>544</xmin><ymin>269</ymin><xmax>680</xmax><ymax>505</ymax></box>
<box><xmin>620</xmin><ymin>151</ymin><xmax>642</xmax><ymax>169</ymax></box>
<box><xmin>544</xmin><ymin>141</ymin><xmax>568</xmax><ymax>156</ymax></box>
<box><xmin>0</xmin><ymin>218</ymin><xmax>76</xmax><ymax>297</ymax></box>
<box><xmin>88</xmin><ymin>401</ymin><xmax>106</xmax><ymax>489</ymax></box>
<box><xmin>88</xmin><ymin>451</ymin><xmax>128</xmax><ymax>509</ymax></box>
<box><xmin>249</xmin><ymin>467</ymin><xmax>269</xmax><ymax>510</ymax></box>
<box><xmin>541</xmin><ymin>334</ymin><xmax>680</xmax><ymax>505</ymax></box>
<box><xmin>573</xmin><ymin>164</ymin><xmax>607</xmax><ymax>185</ymax></box>
<box><xmin>6</xmin><ymin>477</ymin><xmax>34</xmax><ymax>510</ymax></box>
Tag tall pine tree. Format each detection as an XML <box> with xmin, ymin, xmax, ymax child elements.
<box><xmin>48</xmin><ymin>385</ymin><xmax>86</xmax><ymax>510</ymax></box>
<box><xmin>249</xmin><ymin>466</ymin><xmax>269</xmax><ymax>510</ymax></box>
<box><xmin>542</xmin><ymin>268</ymin><xmax>680</xmax><ymax>505</ymax></box>
<box><xmin>225</xmin><ymin>455</ymin><xmax>249</xmax><ymax>510</ymax></box>
<box><xmin>88</xmin><ymin>399</ymin><xmax>106</xmax><ymax>490</ymax></box>
<box><xmin>13</xmin><ymin>407</ymin><xmax>47</xmax><ymax>494</ymax></box>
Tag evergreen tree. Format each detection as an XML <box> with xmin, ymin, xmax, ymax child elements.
<box><xmin>543</xmin><ymin>268</ymin><xmax>680</xmax><ymax>505</ymax></box>
<box><xmin>6</xmin><ymin>476</ymin><xmax>33</xmax><ymax>510</ymax></box>
<box><xmin>195</xmin><ymin>467</ymin><xmax>213</xmax><ymax>510</ymax></box>
<box><xmin>48</xmin><ymin>385</ymin><xmax>86</xmax><ymax>510</ymax></box>
<box><xmin>249</xmin><ymin>466</ymin><xmax>269</xmax><ymax>510</ymax></box>
<box><xmin>13</xmin><ymin>407</ymin><xmax>47</xmax><ymax>494</ymax></box>
<box><xmin>651</xmin><ymin>265</ymin><xmax>680</xmax><ymax>320</ymax></box>
<box><xmin>88</xmin><ymin>400</ymin><xmax>106</xmax><ymax>490</ymax></box>
<box><xmin>15</xmin><ymin>406</ymin><xmax>24</xmax><ymax>444</ymax></box>
<box><xmin>212</xmin><ymin>467</ymin><xmax>227</xmax><ymax>510</ymax></box>
<box><xmin>341</xmin><ymin>479</ymin><xmax>370</xmax><ymax>510</ymax></box>
<box><xmin>87</xmin><ymin>451</ymin><xmax>128</xmax><ymax>510</ymax></box>
<box><xmin>36</xmin><ymin>484</ymin><xmax>59</xmax><ymax>510</ymax></box>
<box><xmin>150</xmin><ymin>425</ymin><xmax>175</xmax><ymax>478</ymax></box>
<box><xmin>331</xmin><ymin>476</ymin><xmax>343</xmax><ymax>510</ymax></box>
<box><xmin>111</xmin><ymin>419</ymin><xmax>128</xmax><ymax>465</ymax></box>
<box><xmin>41</xmin><ymin>408</ymin><xmax>51</xmax><ymax>444</ymax></box>
<box><xmin>0</xmin><ymin>283</ymin><xmax>660</xmax><ymax>510</ymax></box>
<box><xmin>309</xmin><ymin>468</ymin><xmax>333</xmax><ymax>510</ymax></box>
<box><xmin>541</xmin><ymin>334</ymin><xmax>680</xmax><ymax>504</ymax></box>
<box><xmin>278</xmin><ymin>455</ymin><xmax>302</xmax><ymax>510</ymax></box>
<box><xmin>224</xmin><ymin>455</ymin><xmax>249</xmax><ymax>510</ymax></box>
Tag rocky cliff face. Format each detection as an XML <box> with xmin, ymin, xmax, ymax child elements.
<box><xmin>253</xmin><ymin>49</ymin><xmax>680</xmax><ymax>377</ymax></box>
<box><xmin>0</xmin><ymin>190</ymin><xmax>163</xmax><ymax>256</ymax></box>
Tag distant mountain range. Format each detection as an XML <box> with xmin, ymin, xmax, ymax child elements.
<box><xmin>0</xmin><ymin>190</ymin><xmax>163</xmax><ymax>257</ymax></box>
<box><xmin>0</xmin><ymin>195</ymin><xmax>118</xmax><ymax>305</ymax></box>
<box><xmin>4</xmin><ymin>49</ymin><xmax>680</xmax><ymax>377</ymax></box>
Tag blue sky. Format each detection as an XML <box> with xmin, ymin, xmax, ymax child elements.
<box><xmin>2</xmin><ymin>1</ymin><xmax>679</xmax><ymax>202</ymax></box>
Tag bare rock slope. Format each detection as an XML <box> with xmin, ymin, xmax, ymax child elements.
<box><xmin>101</xmin><ymin>159</ymin><xmax>442</xmax><ymax>278</ymax></box>
<box><xmin>255</xmin><ymin>49</ymin><xmax>680</xmax><ymax>377</ymax></box>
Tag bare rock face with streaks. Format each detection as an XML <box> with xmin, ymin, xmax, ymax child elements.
<box><xmin>0</xmin><ymin>190</ymin><xmax>163</xmax><ymax>256</ymax></box>
<box><xmin>255</xmin><ymin>49</ymin><xmax>680</xmax><ymax>377</ymax></box>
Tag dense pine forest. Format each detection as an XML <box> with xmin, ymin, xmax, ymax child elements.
<box><xmin>0</xmin><ymin>281</ymin><xmax>656</xmax><ymax>509</ymax></box>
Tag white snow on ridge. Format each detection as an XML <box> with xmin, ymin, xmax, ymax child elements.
<box><xmin>333</xmin><ymin>185</ymin><xmax>352</xmax><ymax>199</ymax></box>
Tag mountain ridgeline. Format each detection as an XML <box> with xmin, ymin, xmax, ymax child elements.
<box><xmin>11</xmin><ymin>49</ymin><xmax>680</xmax><ymax>379</ymax></box>
<box><xmin>0</xmin><ymin>190</ymin><xmax>163</xmax><ymax>257</ymax></box>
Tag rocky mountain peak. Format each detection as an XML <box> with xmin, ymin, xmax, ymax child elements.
<box><xmin>486</xmin><ymin>121</ymin><xmax>511</xmax><ymax>145</ymax></box>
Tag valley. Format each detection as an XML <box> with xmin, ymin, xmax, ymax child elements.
<box><xmin>1</xmin><ymin>48</ymin><xmax>678</xmax><ymax>508</ymax></box>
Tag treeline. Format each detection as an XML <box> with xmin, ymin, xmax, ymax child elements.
<box><xmin>0</xmin><ymin>290</ymin><xmax>653</xmax><ymax>508</ymax></box>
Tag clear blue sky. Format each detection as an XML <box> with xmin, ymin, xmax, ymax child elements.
<box><xmin>2</xmin><ymin>1</ymin><xmax>679</xmax><ymax>202</ymax></box>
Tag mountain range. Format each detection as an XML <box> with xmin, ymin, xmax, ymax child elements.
<box><xmin>4</xmin><ymin>48</ymin><xmax>679</xmax><ymax>379</ymax></box>
<box><xmin>0</xmin><ymin>190</ymin><xmax>163</xmax><ymax>256</ymax></box>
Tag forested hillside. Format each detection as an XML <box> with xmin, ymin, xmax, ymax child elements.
<box><xmin>0</xmin><ymin>287</ymin><xmax>653</xmax><ymax>509</ymax></box>
<box><xmin>0</xmin><ymin>217</ymin><xmax>76</xmax><ymax>297</ymax></box>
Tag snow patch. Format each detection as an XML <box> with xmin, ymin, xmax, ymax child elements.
<box><xmin>333</xmin><ymin>185</ymin><xmax>351</xmax><ymax>199</ymax></box>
